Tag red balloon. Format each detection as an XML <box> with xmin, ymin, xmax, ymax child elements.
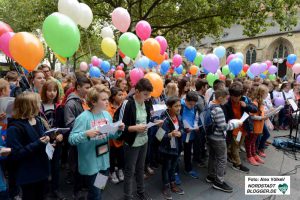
<box><xmin>115</xmin><ymin>69</ymin><xmax>125</xmax><ymax>79</ymax></box>
<box><xmin>286</xmin><ymin>61</ymin><xmax>293</xmax><ymax>69</ymax></box>
<box><xmin>164</xmin><ymin>52</ymin><xmax>168</xmax><ymax>60</ymax></box>
<box><xmin>243</xmin><ymin>64</ymin><xmax>249</xmax><ymax>72</ymax></box>
<box><xmin>118</xmin><ymin>50</ymin><xmax>125</xmax><ymax>58</ymax></box>
<box><xmin>117</xmin><ymin>66</ymin><xmax>123</xmax><ymax>70</ymax></box>
<box><xmin>0</xmin><ymin>21</ymin><xmax>13</xmax><ymax>37</ymax></box>
<box><xmin>219</xmin><ymin>74</ymin><xmax>226</xmax><ymax>81</ymax></box>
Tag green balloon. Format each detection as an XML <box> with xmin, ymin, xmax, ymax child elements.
<box><xmin>173</xmin><ymin>72</ymin><xmax>179</xmax><ymax>77</ymax></box>
<box><xmin>229</xmin><ymin>73</ymin><xmax>235</xmax><ymax>79</ymax></box>
<box><xmin>42</xmin><ymin>12</ymin><xmax>80</xmax><ymax>58</ymax></box>
<box><xmin>193</xmin><ymin>53</ymin><xmax>203</xmax><ymax>66</ymax></box>
<box><xmin>269</xmin><ymin>74</ymin><xmax>276</xmax><ymax>81</ymax></box>
<box><xmin>118</xmin><ymin>32</ymin><xmax>140</xmax><ymax>59</ymax></box>
<box><xmin>206</xmin><ymin>73</ymin><xmax>218</xmax><ymax>87</ymax></box>
<box><xmin>222</xmin><ymin>65</ymin><xmax>230</xmax><ymax>76</ymax></box>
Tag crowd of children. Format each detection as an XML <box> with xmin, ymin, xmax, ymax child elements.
<box><xmin>0</xmin><ymin>64</ymin><xmax>298</xmax><ymax>200</ymax></box>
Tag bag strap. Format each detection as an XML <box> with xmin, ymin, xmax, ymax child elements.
<box><xmin>118</xmin><ymin>100</ymin><xmax>128</xmax><ymax>122</ymax></box>
<box><xmin>282</xmin><ymin>92</ymin><xmax>286</xmax><ymax>101</ymax></box>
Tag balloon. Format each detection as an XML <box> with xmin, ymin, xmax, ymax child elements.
<box><xmin>101</xmin><ymin>27</ymin><xmax>114</xmax><ymax>38</ymax></box>
<box><xmin>58</xmin><ymin>0</ymin><xmax>81</xmax><ymax>24</ymax></box>
<box><xmin>297</xmin><ymin>75</ymin><xmax>300</xmax><ymax>83</ymax></box>
<box><xmin>164</xmin><ymin>52</ymin><xmax>168</xmax><ymax>60</ymax></box>
<box><xmin>101</xmin><ymin>37</ymin><xmax>117</xmax><ymax>58</ymax></box>
<box><xmin>184</xmin><ymin>46</ymin><xmax>197</xmax><ymax>62</ymax></box>
<box><xmin>259</xmin><ymin>63</ymin><xmax>268</xmax><ymax>73</ymax></box>
<box><xmin>221</xmin><ymin>65</ymin><xmax>230</xmax><ymax>76</ymax></box>
<box><xmin>226</xmin><ymin>54</ymin><xmax>237</xmax><ymax>64</ymax></box>
<box><xmin>265</xmin><ymin>60</ymin><xmax>272</xmax><ymax>68</ymax></box>
<box><xmin>160</xmin><ymin>68</ymin><xmax>167</xmax><ymax>76</ymax></box>
<box><xmin>120</xmin><ymin>63</ymin><xmax>124</xmax><ymax>67</ymax></box>
<box><xmin>115</xmin><ymin>70</ymin><xmax>125</xmax><ymax>79</ymax></box>
<box><xmin>9</xmin><ymin>32</ymin><xmax>44</xmax><ymax>72</ymax></box>
<box><xmin>206</xmin><ymin>73</ymin><xmax>219</xmax><ymax>87</ymax></box>
<box><xmin>142</xmin><ymin>38</ymin><xmax>161</xmax><ymax>61</ymax></box>
<box><xmin>80</xmin><ymin>62</ymin><xmax>88</xmax><ymax>71</ymax></box>
<box><xmin>287</xmin><ymin>54</ymin><xmax>297</xmax><ymax>65</ymax></box>
<box><xmin>135</xmin><ymin>56</ymin><xmax>149</xmax><ymax>69</ymax></box>
<box><xmin>229</xmin><ymin>73</ymin><xmax>235</xmax><ymax>79</ymax></box>
<box><xmin>219</xmin><ymin>74</ymin><xmax>226</xmax><ymax>81</ymax></box>
<box><xmin>274</xmin><ymin>97</ymin><xmax>285</xmax><ymax>107</ymax></box>
<box><xmin>193</xmin><ymin>53</ymin><xmax>203</xmax><ymax>66</ymax></box>
<box><xmin>149</xmin><ymin>60</ymin><xmax>158</xmax><ymax>68</ymax></box>
<box><xmin>286</xmin><ymin>61</ymin><xmax>293</xmax><ymax>68</ymax></box>
<box><xmin>190</xmin><ymin>65</ymin><xmax>198</xmax><ymax>75</ymax></box>
<box><xmin>0</xmin><ymin>32</ymin><xmax>15</xmax><ymax>58</ymax></box>
<box><xmin>98</xmin><ymin>58</ymin><xmax>103</xmax><ymax>67</ymax></box>
<box><xmin>175</xmin><ymin>65</ymin><xmax>183</xmax><ymax>74</ymax></box>
<box><xmin>292</xmin><ymin>63</ymin><xmax>300</xmax><ymax>74</ymax></box>
<box><xmin>247</xmin><ymin>69</ymin><xmax>255</xmax><ymax>79</ymax></box>
<box><xmin>123</xmin><ymin>56</ymin><xmax>131</xmax><ymax>65</ymax></box>
<box><xmin>155</xmin><ymin>36</ymin><xmax>168</xmax><ymax>55</ymax></box>
<box><xmin>89</xmin><ymin>66</ymin><xmax>101</xmax><ymax>78</ymax></box>
<box><xmin>202</xmin><ymin>54</ymin><xmax>220</xmax><ymax>73</ymax></box>
<box><xmin>101</xmin><ymin>61</ymin><xmax>110</xmax><ymax>73</ymax></box>
<box><xmin>77</xmin><ymin>3</ymin><xmax>93</xmax><ymax>29</ymax></box>
<box><xmin>118</xmin><ymin>32</ymin><xmax>140</xmax><ymax>59</ymax></box>
<box><xmin>130</xmin><ymin>68</ymin><xmax>144</xmax><ymax>86</ymax></box>
<box><xmin>213</xmin><ymin>46</ymin><xmax>226</xmax><ymax>58</ymax></box>
<box><xmin>160</xmin><ymin>61</ymin><xmax>170</xmax><ymax>72</ymax></box>
<box><xmin>54</xmin><ymin>53</ymin><xmax>67</xmax><ymax>64</ymax></box>
<box><xmin>249</xmin><ymin>63</ymin><xmax>260</xmax><ymax>76</ymax></box>
<box><xmin>119</xmin><ymin>50</ymin><xmax>125</xmax><ymax>58</ymax></box>
<box><xmin>243</xmin><ymin>64</ymin><xmax>249</xmax><ymax>72</ymax></box>
<box><xmin>135</xmin><ymin>20</ymin><xmax>151</xmax><ymax>41</ymax></box>
<box><xmin>269</xmin><ymin>74</ymin><xmax>276</xmax><ymax>81</ymax></box>
<box><xmin>240</xmin><ymin>71</ymin><xmax>246</xmax><ymax>77</ymax></box>
<box><xmin>91</xmin><ymin>56</ymin><xmax>100</xmax><ymax>66</ymax></box>
<box><xmin>203</xmin><ymin>67</ymin><xmax>209</xmax><ymax>75</ymax></box>
<box><xmin>0</xmin><ymin>21</ymin><xmax>13</xmax><ymax>37</ymax></box>
<box><xmin>43</xmin><ymin>12</ymin><xmax>80</xmax><ymax>57</ymax></box>
<box><xmin>229</xmin><ymin>58</ymin><xmax>243</xmax><ymax>76</ymax></box>
<box><xmin>144</xmin><ymin>72</ymin><xmax>163</xmax><ymax>98</ymax></box>
<box><xmin>268</xmin><ymin>65</ymin><xmax>278</xmax><ymax>74</ymax></box>
<box><xmin>172</xmin><ymin>54</ymin><xmax>182</xmax><ymax>67</ymax></box>
<box><xmin>112</xmin><ymin>7</ymin><xmax>131</xmax><ymax>33</ymax></box>
<box><xmin>235</xmin><ymin>52</ymin><xmax>244</xmax><ymax>61</ymax></box>
<box><xmin>260</xmin><ymin>74</ymin><xmax>267</xmax><ymax>79</ymax></box>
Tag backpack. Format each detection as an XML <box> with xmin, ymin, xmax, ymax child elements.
<box><xmin>199</xmin><ymin>104</ymin><xmax>220</xmax><ymax>135</ymax></box>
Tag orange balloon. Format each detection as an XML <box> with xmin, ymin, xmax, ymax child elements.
<box><xmin>9</xmin><ymin>32</ymin><xmax>44</xmax><ymax>72</ymax></box>
<box><xmin>190</xmin><ymin>65</ymin><xmax>199</xmax><ymax>75</ymax></box>
<box><xmin>142</xmin><ymin>38</ymin><xmax>161</xmax><ymax>62</ymax></box>
<box><xmin>286</xmin><ymin>61</ymin><xmax>293</xmax><ymax>69</ymax></box>
<box><xmin>153</xmin><ymin>53</ymin><xmax>164</xmax><ymax>65</ymax></box>
<box><xmin>144</xmin><ymin>72</ymin><xmax>163</xmax><ymax>98</ymax></box>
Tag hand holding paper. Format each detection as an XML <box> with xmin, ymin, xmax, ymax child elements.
<box><xmin>240</xmin><ymin>112</ymin><xmax>249</xmax><ymax>122</ymax></box>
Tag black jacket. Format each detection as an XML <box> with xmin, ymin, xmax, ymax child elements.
<box><xmin>114</xmin><ymin>95</ymin><xmax>152</xmax><ymax>147</ymax></box>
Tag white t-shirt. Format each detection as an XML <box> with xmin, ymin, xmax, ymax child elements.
<box><xmin>272</xmin><ymin>90</ymin><xmax>281</xmax><ymax>99</ymax></box>
<box><xmin>264</xmin><ymin>93</ymin><xmax>273</xmax><ymax>111</ymax></box>
<box><xmin>279</xmin><ymin>90</ymin><xmax>295</xmax><ymax>100</ymax></box>
<box><xmin>205</xmin><ymin>88</ymin><xmax>214</xmax><ymax>104</ymax></box>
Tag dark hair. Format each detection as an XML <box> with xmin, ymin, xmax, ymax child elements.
<box><xmin>213</xmin><ymin>80</ymin><xmax>225</xmax><ymax>91</ymax></box>
<box><xmin>109</xmin><ymin>87</ymin><xmax>122</xmax><ymax>103</ymax></box>
<box><xmin>75</xmin><ymin>74</ymin><xmax>91</xmax><ymax>90</ymax></box>
<box><xmin>186</xmin><ymin>91</ymin><xmax>198</xmax><ymax>102</ymax></box>
<box><xmin>164</xmin><ymin>78</ymin><xmax>172</xmax><ymax>87</ymax></box>
<box><xmin>135</xmin><ymin>78</ymin><xmax>153</xmax><ymax>92</ymax></box>
<box><xmin>215</xmin><ymin>88</ymin><xmax>229</xmax><ymax>99</ymax></box>
<box><xmin>101</xmin><ymin>79</ymin><xmax>110</xmax><ymax>88</ymax></box>
<box><xmin>195</xmin><ymin>79</ymin><xmax>208</xmax><ymax>91</ymax></box>
<box><xmin>229</xmin><ymin>82</ymin><xmax>243</xmax><ymax>97</ymax></box>
<box><xmin>38</xmin><ymin>64</ymin><xmax>51</xmax><ymax>71</ymax></box>
<box><xmin>178</xmin><ymin>78</ymin><xmax>189</xmax><ymax>97</ymax></box>
<box><xmin>115</xmin><ymin>78</ymin><xmax>126</xmax><ymax>88</ymax></box>
<box><xmin>166</xmin><ymin>96</ymin><xmax>180</xmax><ymax>107</ymax></box>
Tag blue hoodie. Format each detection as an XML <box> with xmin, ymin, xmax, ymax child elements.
<box><xmin>0</xmin><ymin>127</ymin><xmax>7</xmax><ymax>192</ymax></box>
<box><xmin>181</xmin><ymin>99</ymin><xmax>199</xmax><ymax>142</ymax></box>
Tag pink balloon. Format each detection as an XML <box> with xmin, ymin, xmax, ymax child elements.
<box><xmin>172</xmin><ymin>54</ymin><xmax>182</xmax><ymax>67</ymax></box>
<box><xmin>265</xmin><ymin>60</ymin><xmax>272</xmax><ymax>68</ymax></box>
<box><xmin>0</xmin><ymin>32</ymin><xmax>15</xmax><ymax>58</ymax></box>
<box><xmin>155</xmin><ymin>36</ymin><xmax>168</xmax><ymax>55</ymax></box>
<box><xmin>135</xmin><ymin>20</ymin><xmax>151</xmax><ymax>41</ymax></box>
<box><xmin>226</xmin><ymin>54</ymin><xmax>237</xmax><ymax>64</ymax></box>
<box><xmin>92</xmin><ymin>56</ymin><xmax>100</xmax><ymax>66</ymax></box>
<box><xmin>98</xmin><ymin>58</ymin><xmax>102</xmax><ymax>67</ymax></box>
<box><xmin>80</xmin><ymin>62</ymin><xmax>89</xmax><ymax>72</ymax></box>
<box><xmin>259</xmin><ymin>63</ymin><xmax>268</xmax><ymax>73</ymax></box>
<box><xmin>112</xmin><ymin>7</ymin><xmax>131</xmax><ymax>33</ymax></box>
<box><xmin>292</xmin><ymin>63</ymin><xmax>300</xmax><ymax>74</ymax></box>
<box><xmin>130</xmin><ymin>68</ymin><xmax>144</xmax><ymax>86</ymax></box>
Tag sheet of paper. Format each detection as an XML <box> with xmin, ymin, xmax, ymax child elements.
<box><xmin>0</xmin><ymin>97</ymin><xmax>14</xmax><ymax>123</ymax></box>
<box><xmin>98</xmin><ymin>121</ymin><xmax>122</xmax><ymax>134</ymax></box>
<box><xmin>185</xmin><ymin>133</ymin><xmax>190</xmax><ymax>143</ymax></box>
<box><xmin>45</xmin><ymin>143</ymin><xmax>55</xmax><ymax>160</ymax></box>
<box><xmin>94</xmin><ymin>173</ymin><xmax>108</xmax><ymax>189</ymax></box>
<box><xmin>183</xmin><ymin>120</ymin><xmax>198</xmax><ymax>130</ymax></box>
<box><xmin>147</xmin><ymin>122</ymin><xmax>158</xmax><ymax>129</ymax></box>
<box><xmin>152</xmin><ymin>104</ymin><xmax>167</xmax><ymax>117</ymax></box>
<box><xmin>44</xmin><ymin>128</ymin><xmax>70</xmax><ymax>136</ymax></box>
<box><xmin>288</xmin><ymin>99</ymin><xmax>298</xmax><ymax>111</ymax></box>
<box><xmin>240</xmin><ymin>112</ymin><xmax>249</xmax><ymax>122</ymax></box>
<box><xmin>236</xmin><ymin>131</ymin><xmax>242</xmax><ymax>142</ymax></box>
<box><xmin>155</xmin><ymin>128</ymin><xmax>165</xmax><ymax>141</ymax></box>
<box><xmin>170</xmin><ymin>137</ymin><xmax>176</xmax><ymax>149</ymax></box>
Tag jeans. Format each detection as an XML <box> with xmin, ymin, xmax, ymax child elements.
<box><xmin>146</xmin><ymin>127</ymin><xmax>160</xmax><ymax>168</ymax></box>
<box><xmin>109</xmin><ymin>146</ymin><xmax>124</xmax><ymax>172</ymax></box>
<box><xmin>124</xmin><ymin>143</ymin><xmax>148</xmax><ymax>200</ymax></box>
<box><xmin>258</xmin><ymin>124</ymin><xmax>270</xmax><ymax>151</ymax></box>
<box><xmin>193</xmin><ymin>130</ymin><xmax>206</xmax><ymax>162</ymax></box>
<box><xmin>51</xmin><ymin>144</ymin><xmax>62</xmax><ymax>191</ymax></box>
<box><xmin>161</xmin><ymin>153</ymin><xmax>178</xmax><ymax>185</ymax></box>
<box><xmin>183</xmin><ymin>140</ymin><xmax>194</xmax><ymax>172</ymax></box>
<box><xmin>207</xmin><ymin>136</ymin><xmax>227</xmax><ymax>184</ymax></box>
<box><xmin>0</xmin><ymin>190</ymin><xmax>8</xmax><ymax>200</ymax></box>
<box><xmin>21</xmin><ymin>179</ymin><xmax>47</xmax><ymax>200</ymax></box>
<box><xmin>279</xmin><ymin>108</ymin><xmax>289</xmax><ymax>127</ymax></box>
<box><xmin>82</xmin><ymin>170</ymin><xmax>108</xmax><ymax>200</ymax></box>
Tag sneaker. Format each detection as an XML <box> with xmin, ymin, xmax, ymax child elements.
<box><xmin>205</xmin><ymin>176</ymin><xmax>215</xmax><ymax>183</ymax></box>
<box><xmin>136</xmin><ymin>192</ymin><xmax>152</xmax><ymax>200</ymax></box>
<box><xmin>232</xmin><ymin>164</ymin><xmax>250</xmax><ymax>173</ymax></box>
<box><xmin>118</xmin><ymin>169</ymin><xmax>124</xmax><ymax>181</ymax></box>
<box><xmin>174</xmin><ymin>173</ymin><xmax>181</xmax><ymax>185</ymax></box>
<box><xmin>146</xmin><ymin>166</ymin><xmax>155</xmax><ymax>175</ymax></box>
<box><xmin>247</xmin><ymin>157</ymin><xmax>259</xmax><ymax>166</ymax></box>
<box><xmin>162</xmin><ymin>185</ymin><xmax>172</xmax><ymax>200</ymax></box>
<box><xmin>240</xmin><ymin>146</ymin><xmax>246</xmax><ymax>152</ymax></box>
<box><xmin>212</xmin><ymin>181</ymin><xmax>233</xmax><ymax>193</ymax></box>
<box><xmin>254</xmin><ymin>155</ymin><xmax>264</xmax><ymax>164</ymax></box>
<box><xmin>187</xmin><ymin>170</ymin><xmax>199</xmax><ymax>179</ymax></box>
<box><xmin>111</xmin><ymin>171</ymin><xmax>120</xmax><ymax>184</ymax></box>
<box><xmin>258</xmin><ymin>150</ymin><xmax>266</xmax><ymax>158</ymax></box>
<box><xmin>170</xmin><ymin>182</ymin><xmax>184</xmax><ymax>195</ymax></box>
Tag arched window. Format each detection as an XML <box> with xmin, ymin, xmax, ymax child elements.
<box><xmin>246</xmin><ymin>46</ymin><xmax>257</xmax><ymax>65</ymax></box>
<box><xmin>226</xmin><ymin>47</ymin><xmax>235</xmax><ymax>58</ymax></box>
<box><xmin>273</xmin><ymin>43</ymin><xmax>289</xmax><ymax>59</ymax></box>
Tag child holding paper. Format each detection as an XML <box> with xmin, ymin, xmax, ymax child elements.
<box><xmin>69</xmin><ymin>85</ymin><xmax>125</xmax><ymax>200</ymax></box>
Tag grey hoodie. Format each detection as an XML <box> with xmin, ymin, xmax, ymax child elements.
<box><xmin>64</xmin><ymin>93</ymin><xmax>84</xmax><ymax>130</ymax></box>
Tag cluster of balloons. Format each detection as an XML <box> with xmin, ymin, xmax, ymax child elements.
<box><xmin>80</xmin><ymin>56</ymin><xmax>113</xmax><ymax>77</ymax></box>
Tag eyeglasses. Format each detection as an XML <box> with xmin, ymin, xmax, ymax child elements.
<box><xmin>43</xmin><ymin>70</ymin><xmax>50</xmax><ymax>73</ymax></box>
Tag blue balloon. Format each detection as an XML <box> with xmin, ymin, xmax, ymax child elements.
<box><xmin>23</xmin><ymin>67</ymin><xmax>29</xmax><ymax>75</ymax></box>
<box><xmin>175</xmin><ymin>65</ymin><xmax>183</xmax><ymax>74</ymax></box>
<box><xmin>203</xmin><ymin>68</ymin><xmax>209</xmax><ymax>74</ymax></box>
<box><xmin>161</xmin><ymin>60</ymin><xmax>170</xmax><ymax>72</ymax></box>
<box><xmin>111</xmin><ymin>65</ymin><xmax>115</xmax><ymax>70</ymax></box>
<box><xmin>149</xmin><ymin>60</ymin><xmax>157</xmax><ymax>68</ymax></box>
<box><xmin>229</xmin><ymin>58</ymin><xmax>243</xmax><ymax>76</ymax></box>
<box><xmin>213</xmin><ymin>46</ymin><xmax>226</xmax><ymax>58</ymax></box>
<box><xmin>160</xmin><ymin>68</ymin><xmax>167</xmax><ymax>75</ymax></box>
<box><xmin>184</xmin><ymin>46</ymin><xmax>197</xmax><ymax>62</ymax></box>
<box><xmin>101</xmin><ymin>61</ymin><xmax>110</xmax><ymax>74</ymax></box>
<box><xmin>260</xmin><ymin>74</ymin><xmax>267</xmax><ymax>79</ymax></box>
<box><xmin>90</xmin><ymin>66</ymin><xmax>101</xmax><ymax>78</ymax></box>
<box><xmin>287</xmin><ymin>54</ymin><xmax>297</xmax><ymax>65</ymax></box>
<box><xmin>89</xmin><ymin>64</ymin><xmax>93</xmax><ymax>68</ymax></box>
<box><xmin>139</xmin><ymin>56</ymin><xmax>150</xmax><ymax>69</ymax></box>
<box><xmin>247</xmin><ymin>69</ymin><xmax>255</xmax><ymax>79</ymax></box>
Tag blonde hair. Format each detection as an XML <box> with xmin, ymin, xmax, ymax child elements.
<box><xmin>0</xmin><ymin>78</ymin><xmax>9</xmax><ymax>96</ymax></box>
<box><xmin>13</xmin><ymin>92</ymin><xmax>41</xmax><ymax>119</ymax></box>
<box><xmin>87</xmin><ymin>84</ymin><xmax>111</xmax><ymax>108</ymax></box>
<box><xmin>165</xmin><ymin>83</ymin><xmax>179</xmax><ymax>98</ymax></box>
<box><xmin>253</xmin><ymin>85</ymin><xmax>269</xmax><ymax>114</ymax></box>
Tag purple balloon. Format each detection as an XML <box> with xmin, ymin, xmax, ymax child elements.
<box><xmin>259</xmin><ymin>63</ymin><xmax>267</xmax><ymax>73</ymax></box>
<box><xmin>274</xmin><ymin>97</ymin><xmax>285</xmax><ymax>107</ymax></box>
<box><xmin>250</xmin><ymin>63</ymin><xmax>260</xmax><ymax>76</ymax></box>
<box><xmin>268</xmin><ymin>65</ymin><xmax>278</xmax><ymax>75</ymax></box>
<box><xmin>297</xmin><ymin>75</ymin><xmax>300</xmax><ymax>83</ymax></box>
<box><xmin>202</xmin><ymin>54</ymin><xmax>220</xmax><ymax>73</ymax></box>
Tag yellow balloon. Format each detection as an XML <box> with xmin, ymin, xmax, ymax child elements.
<box><xmin>101</xmin><ymin>37</ymin><xmax>117</xmax><ymax>58</ymax></box>
<box><xmin>54</xmin><ymin>53</ymin><xmax>67</xmax><ymax>64</ymax></box>
<box><xmin>241</xmin><ymin>71</ymin><xmax>246</xmax><ymax>77</ymax></box>
<box><xmin>263</xmin><ymin>70</ymin><xmax>268</xmax><ymax>75</ymax></box>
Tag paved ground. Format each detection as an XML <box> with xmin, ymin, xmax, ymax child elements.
<box><xmin>52</xmin><ymin>129</ymin><xmax>300</xmax><ymax>200</ymax></box>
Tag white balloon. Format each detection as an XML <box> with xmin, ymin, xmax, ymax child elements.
<box><xmin>78</xmin><ymin>3</ymin><xmax>93</xmax><ymax>29</ymax></box>
<box><xmin>58</xmin><ymin>0</ymin><xmax>81</xmax><ymax>23</ymax></box>
<box><xmin>123</xmin><ymin>56</ymin><xmax>131</xmax><ymax>65</ymax></box>
<box><xmin>101</xmin><ymin>27</ymin><xmax>114</xmax><ymax>38</ymax></box>
<box><xmin>134</xmin><ymin>51</ymin><xmax>142</xmax><ymax>62</ymax></box>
